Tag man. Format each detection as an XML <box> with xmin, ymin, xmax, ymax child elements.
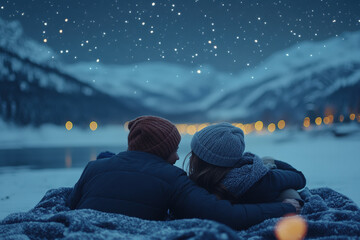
<box><xmin>67</xmin><ymin>116</ymin><xmax>299</xmax><ymax>230</ymax></box>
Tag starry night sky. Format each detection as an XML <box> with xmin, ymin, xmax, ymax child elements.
<box><xmin>1</xmin><ymin>0</ymin><xmax>360</xmax><ymax>72</ymax></box>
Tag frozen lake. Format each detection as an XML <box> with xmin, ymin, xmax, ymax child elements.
<box><xmin>0</xmin><ymin>145</ymin><xmax>125</xmax><ymax>169</ymax></box>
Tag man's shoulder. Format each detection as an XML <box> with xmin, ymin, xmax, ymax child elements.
<box><xmin>160</xmin><ymin>163</ymin><xmax>187</xmax><ymax>176</ymax></box>
<box><xmin>89</xmin><ymin>150</ymin><xmax>187</xmax><ymax>180</ymax></box>
<box><xmin>143</xmin><ymin>157</ymin><xmax>187</xmax><ymax>184</ymax></box>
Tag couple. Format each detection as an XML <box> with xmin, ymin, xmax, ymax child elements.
<box><xmin>67</xmin><ymin>116</ymin><xmax>306</xmax><ymax>230</ymax></box>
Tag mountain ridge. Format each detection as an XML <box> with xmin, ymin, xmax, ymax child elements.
<box><xmin>1</xmin><ymin>16</ymin><xmax>359</xmax><ymax>126</ymax></box>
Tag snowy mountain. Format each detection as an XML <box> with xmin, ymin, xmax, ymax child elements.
<box><xmin>206</xmin><ymin>32</ymin><xmax>360</xmax><ymax>123</ymax></box>
<box><xmin>1</xmin><ymin>16</ymin><xmax>359</xmax><ymax>126</ymax></box>
<box><xmin>0</xmin><ymin>18</ymin><xmax>54</xmax><ymax>65</ymax></box>
<box><xmin>66</xmin><ymin>32</ymin><xmax>360</xmax><ymax>123</ymax></box>
<box><xmin>0</xmin><ymin>18</ymin><xmax>136</xmax><ymax>126</ymax></box>
<box><xmin>65</xmin><ymin>62</ymin><xmax>223</xmax><ymax>121</ymax></box>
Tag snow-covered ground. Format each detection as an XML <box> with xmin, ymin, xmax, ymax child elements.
<box><xmin>0</xmin><ymin>122</ymin><xmax>359</xmax><ymax>220</ymax></box>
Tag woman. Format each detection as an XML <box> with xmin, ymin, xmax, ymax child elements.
<box><xmin>186</xmin><ymin>122</ymin><xmax>306</xmax><ymax>206</ymax></box>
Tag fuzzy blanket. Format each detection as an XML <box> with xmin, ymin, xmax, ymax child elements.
<box><xmin>1</xmin><ymin>187</ymin><xmax>359</xmax><ymax>239</ymax></box>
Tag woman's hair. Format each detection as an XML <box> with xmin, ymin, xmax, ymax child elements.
<box><xmin>184</xmin><ymin>152</ymin><xmax>237</xmax><ymax>202</ymax></box>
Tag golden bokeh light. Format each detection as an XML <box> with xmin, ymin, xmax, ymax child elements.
<box><xmin>123</xmin><ymin>121</ymin><xmax>129</xmax><ymax>131</ymax></box>
<box><xmin>65</xmin><ymin>121</ymin><xmax>73</xmax><ymax>131</ymax></box>
<box><xmin>275</xmin><ymin>215</ymin><xmax>307</xmax><ymax>240</ymax></box>
<box><xmin>186</xmin><ymin>125</ymin><xmax>197</xmax><ymax>135</ymax></box>
<box><xmin>59</xmin><ymin>29</ymin><xmax>63</xmax><ymax>33</ymax></box>
<box><xmin>197</xmin><ymin>123</ymin><xmax>209</xmax><ymax>131</ymax></box>
<box><xmin>339</xmin><ymin>115</ymin><xmax>344</xmax><ymax>122</ymax></box>
<box><xmin>278</xmin><ymin>120</ymin><xmax>286</xmax><ymax>130</ymax></box>
<box><xmin>176</xmin><ymin>124</ymin><xmax>187</xmax><ymax>134</ymax></box>
<box><xmin>323</xmin><ymin>117</ymin><xmax>330</xmax><ymax>125</ymax></box>
<box><xmin>244</xmin><ymin>124</ymin><xmax>253</xmax><ymax>135</ymax></box>
<box><xmin>303</xmin><ymin>117</ymin><xmax>310</xmax><ymax>128</ymax></box>
<box><xmin>315</xmin><ymin>117</ymin><xmax>322</xmax><ymax>126</ymax></box>
<box><xmin>350</xmin><ymin>113</ymin><xmax>355</xmax><ymax>121</ymax></box>
<box><xmin>235</xmin><ymin>123</ymin><xmax>244</xmax><ymax>131</ymax></box>
<box><xmin>120</xmin><ymin>113</ymin><xmax>358</xmax><ymax>137</ymax></box>
<box><xmin>89</xmin><ymin>121</ymin><xmax>98</xmax><ymax>131</ymax></box>
<box><xmin>268</xmin><ymin>123</ymin><xmax>276</xmax><ymax>133</ymax></box>
<box><xmin>43</xmin><ymin>38</ymin><xmax>47</xmax><ymax>43</ymax></box>
<box><xmin>255</xmin><ymin>121</ymin><xmax>263</xmax><ymax>131</ymax></box>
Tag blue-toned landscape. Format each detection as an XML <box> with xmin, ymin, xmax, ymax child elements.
<box><xmin>0</xmin><ymin>1</ymin><xmax>360</xmax><ymax>239</ymax></box>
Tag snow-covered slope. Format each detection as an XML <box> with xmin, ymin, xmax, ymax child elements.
<box><xmin>65</xmin><ymin>62</ymin><xmax>224</xmax><ymax>116</ymax></box>
<box><xmin>0</xmin><ymin>18</ymin><xmax>135</xmax><ymax>126</ymax></box>
<box><xmin>66</xmin><ymin>32</ymin><xmax>360</xmax><ymax>123</ymax></box>
<box><xmin>208</xmin><ymin>32</ymin><xmax>360</xmax><ymax>122</ymax></box>
<box><xmin>0</xmin><ymin>18</ymin><xmax>54</xmax><ymax>65</ymax></box>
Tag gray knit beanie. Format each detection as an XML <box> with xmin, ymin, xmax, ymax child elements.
<box><xmin>191</xmin><ymin>122</ymin><xmax>245</xmax><ymax>167</ymax></box>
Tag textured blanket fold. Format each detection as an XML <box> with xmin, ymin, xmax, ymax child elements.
<box><xmin>1</xmin><ymin>187</ymin><xmax>359</xmax><ymax>239</ymax></box>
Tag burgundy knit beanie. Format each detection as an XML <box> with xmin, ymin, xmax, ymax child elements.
<box><xmin>127</xmin><ymin>116</ymin><xmax>181</xmax><ymax>160</ymax></box>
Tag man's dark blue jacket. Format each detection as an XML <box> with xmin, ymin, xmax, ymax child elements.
<box><xmin>67</xmin><ymin>151</ymin><xmax>296</xmax><ymax>230</ymax></box>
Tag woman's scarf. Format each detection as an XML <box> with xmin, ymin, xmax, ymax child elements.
<box><xmin>221</xmin><ymin>152</ymin><xmax>269</xmax><ymax>198</ymax></box>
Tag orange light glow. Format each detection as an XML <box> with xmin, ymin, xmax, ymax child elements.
<box><xmin>275</xmin><ymin>215</ymin><xmax>307</xmax><ymax>240</ymax></box>
<box><xmin>255</xmin><ymin>121</ymin><xmax>263</xmax><ymax>131</ymax></box>
<box><xmin>186</xmin><ymin>125</ymin><xmax>197</xmax><ymax>135</ymax></box>
<box><xmin>303</xmin><ymin>117</ymin><xmax>310</xmax><ymax>128</ymax></box>
<box><xmin>176</xmin><ymin>124</ymin><xmax>187</xmax><ymax>134</ymax></box>
<box><xmin>339</xmin><ymin>115</ymin><xmax>344</xmax><ymax>122</ymax></box>
<box><xmin>43</xmin><ymin>38</ymin><xmax>47</xmax><ymax>43</ymax></box>
<box><xmin>197</xmin><ymin>123</ymin><xmax>209</xmax><ymax>131</ymax></box>
<box><xmin>268</xmin><ymin>123</ymin><xmax>276</xmax><ymax>133</ymax></box>
<box><xmin>65</xmin><ymin>121</ymin><xmax>73</xmax><ymax>131</ymax></box>
<box><xmin>235</xmin><ymin>123</ymin><xmax>244</xmax><ymax>131</ymax></box>
<box><xmin>278</xmin><ymin>120</ymin><xmax>286</xmax><ymax>130</ymax></box>
<box><xmin>244</xmin><ymin>124</ymin><xmax>253</xmax><ymax>134</ymax></box>
<box><xmin>328</xmin><ymin>115</ymin><xmax>334</xmax><ymax>124</ymax></box>
<box><xmin>124</xmin><ymin>121</ymin><xmax>129</xmax><ymax>131</ymax></box>
<box><xmin>350</xmin><ymin>113</ymin><xmax>355</xmax><ymax>121</ymax></box>
<box><xmin>323</xmin><ymin>117</ymin><xmax>330</xmax><ymax>125</ymax></box>
<box><xmin>315</xmin><ymin>117</ymin><xmax>322</xmax><ymax>126</ymax></box>
<box><xmin>89</xmin><ymin>121</ymin><xmax>98</xmax><ymax>131</ymax></box>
